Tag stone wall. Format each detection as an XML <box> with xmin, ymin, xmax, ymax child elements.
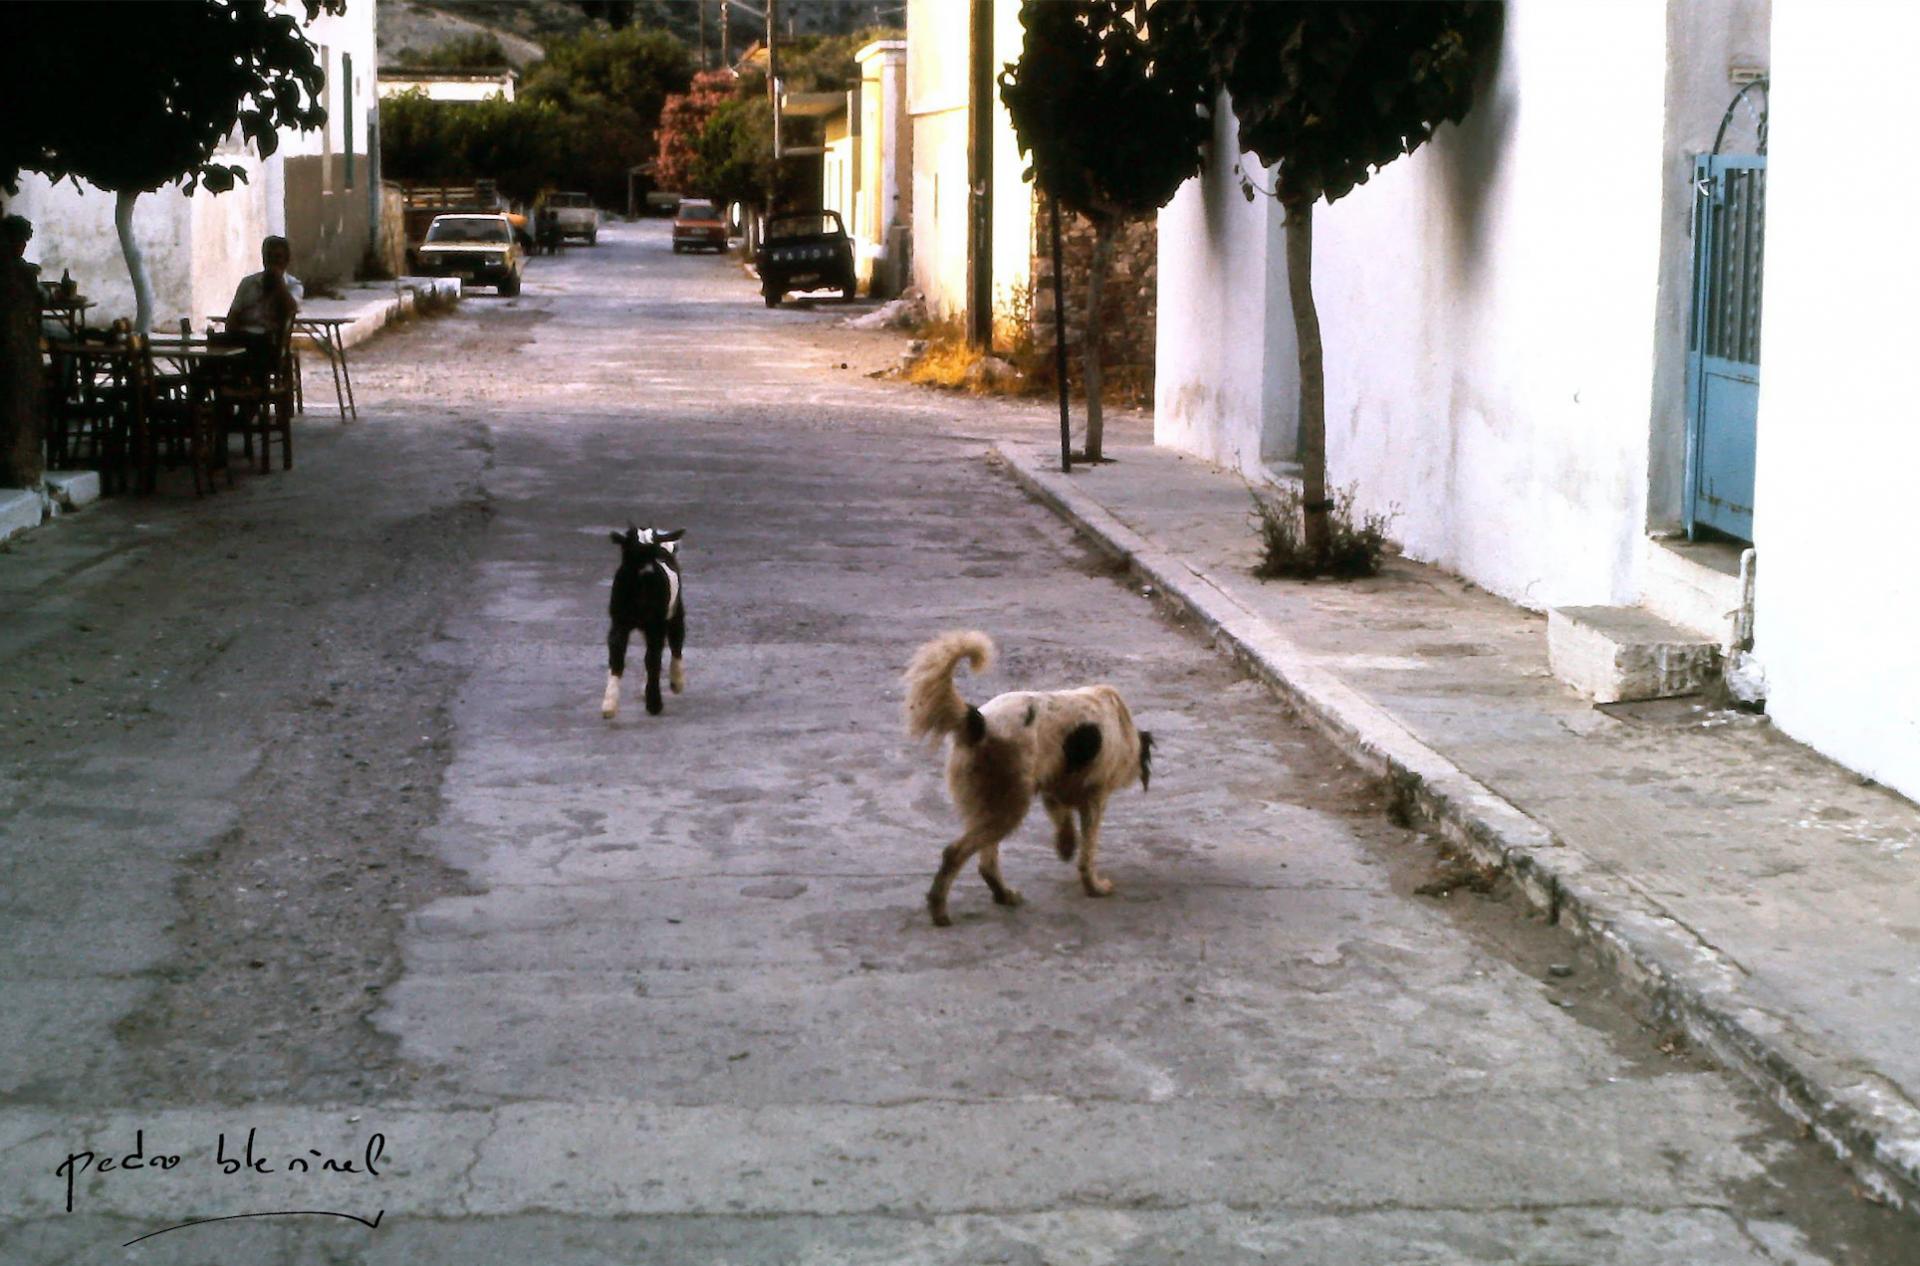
<box><xmin>1022</xmin><ymin>198</ymin><xmax>1156</xmax><ymax>404</ymax></box>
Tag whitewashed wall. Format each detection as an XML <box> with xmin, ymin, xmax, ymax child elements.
<box><xmin>907</xmin><ymin>0</ymin><xmax>968</xmax><ymax>317</ymax></box>
<box><xmin>10</xmin><ymin>157</ymin><xmax>270</xmax><ymax>331</ymax></box>
<box><xmin>906</xmin><ymin>0</ymin><xmax>1032</xmax><ymax>326</ymax></box>
<box><xmin>1154</xmin><ymin>92</ymin><xmax>1297</xmax><ymax>478</ymax></box>
<box><xmin>1156</xmin><ymin>2</ymin><xmax>1671</xmax><ymax>610</ymax></box>
<box><xmin>1749</xmin><ymin>1</ymin><xmax>1920</xmax><ymax>802</ymax></box>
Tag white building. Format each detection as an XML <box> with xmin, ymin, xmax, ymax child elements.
<box><xmin>376</xmin><ymin>69</ymin><xmax>518</xmax><ymax>103</ymax></box>
<box><xmin>7</xmin><ymin>1</ymin><xmax>378</xmax><ymax>327</ymax></box>
<box><xmin>1154</xmin><ymin>0</ymin><xmax>1920</xmax><ymax>802</ymax></box>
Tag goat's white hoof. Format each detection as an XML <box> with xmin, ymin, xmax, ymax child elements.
<box><xmin>601</xmin><ymin>677</ymin><xmax>621</xmax><ymax>718</ymax></box>
<box><xmin>669</xmin><ymin>659</ymin><xmax>684</xmax><ymax>694</ymax></box>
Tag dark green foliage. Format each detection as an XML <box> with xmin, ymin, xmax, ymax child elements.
<box><xmin>0</xmin><ymin>0</ymin><xmax>342</xmax><ymax>196</ymax></box>
<box><xmin>691</xmin><ymin>96</ymin><xmax>777</xmax><ymax>209</ymax></box>
<box><xmin>379</xmin><ymin>92</ymin><xmax>577</xmax><ymax>206</ymax></box>
<box><xmin>999</xmin><ymin>0</ymin><xmax>1211</xmax><ymax>227</ymax></box>
<box><xmin>1159</xmin><ymin>1</ymin><xmax>1501</xmax><ymax>207</ymax></box>
<box><xmin>1250</xmin><ymin>484</ymin><xmax>1396</xmax><ymax>580</ymax></box>
<box><xmin>521</xmin><ymin>25</ymin><xmax>693</xmax><ymax>207</ymax></box>
<box><xmin>408</xmin><ymin>33</ymin><xmax>514</xmax><ymax>70</ymax></box>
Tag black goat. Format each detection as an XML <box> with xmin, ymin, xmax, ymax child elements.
<box><xmin>603</xmin><ymin>524</ymin><xmax>686</xmax><ymax>717</ymax></box>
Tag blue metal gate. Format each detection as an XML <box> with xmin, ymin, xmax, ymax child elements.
<box><xmin>1685</xmin><ymin>154</ymin><xmax>1766</xmax><ymax>541</ymax></box>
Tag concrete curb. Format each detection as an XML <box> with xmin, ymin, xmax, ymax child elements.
<box><xmin>992</xmin><ymin>440</ymin><xmax>1920</xmax><ymax>1214</ymax></box>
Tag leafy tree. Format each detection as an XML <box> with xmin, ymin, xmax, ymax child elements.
<box><xmin>523</xmin><ymin>26</ymin><xmax>694</xmax><ymax>207</ymax></box>
<box><xmin>1161</xmin><ymin>1</ymin><xmax>1501</xmax><ymax>566</ymax></box>
<box><xmin>0</xmin><ymin>0</ymin><xmax>339</xmax><ymax>486</ymax></box>
<box><xmin>691</xmin><ymin>95</ymin><xmax>776</xmax><ymax>210</ymax></box>
<box><xmin>1000</xmin><ymin>0</ymin><xmax>1210</xmax><ymax>463</ymax></box>
<box><xmin>1</xmin><ymin>0</ymin><xmax>341</xmax><ymax>334</ymax></box>
<box><xmin>654</xmin><ymin>69</ymin><xmax>738</xmax><ymax>195</ymax></box>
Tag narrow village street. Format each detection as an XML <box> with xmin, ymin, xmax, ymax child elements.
<box><xmin>4</xmin><ymin>219</ymin><xmax>1916</xmax><ymax>1263</ymax></box>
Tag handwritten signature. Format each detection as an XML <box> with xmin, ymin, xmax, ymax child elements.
<box><xmin>56</xmin><ymin>1128</ymin><xmax>387</xmax><ymax>1215</ymax></box>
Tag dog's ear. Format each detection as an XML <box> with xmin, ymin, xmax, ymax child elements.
<box><xmin>609</xmin><ymin>530</ymin><xmax>628</xmax><ymax>546</ymax></box>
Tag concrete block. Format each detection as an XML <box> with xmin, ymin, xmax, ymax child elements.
<box><xmin>0</xmin><ymin>488</ymin><xmax>46</xmax><ymax>543</ymax></box>
<box><xmin>1638</xmin><ymin>536</ymin><xmax>1743</xmax><ymax>644</ymax></box>
<box><xmin>43</xmin><ymin>470</ymin><xmax>100</xmax><ymax>510</ymax></box>
<box><xmin>1548</xmin><ymin>604</ymin><xmax>1721</xmax><ymax>704</ymax></box>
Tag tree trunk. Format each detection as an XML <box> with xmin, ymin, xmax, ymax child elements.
<box><xmin>115</xmin><ymin>189</ymin><xmax>154</xmax><ymax>335</ymax></box>
<box><xmin>1284</xmin><ymin>199</ymin><xmax>1329</xmax><ymax>566</ymax></box>
<box><xmin>1050</xmin><ymin>195</ymin><xmax>1071</xmax><ymax>474</ymax></box>
<box><xmin>0</xmin><ymin>259</ymin><xmax>45</xmax><ymax>488</ymax></box>
<box><xmin>1082</xmin><ymin>218</ymin><xmax>1114</xmax><ymax>463</ymax></box>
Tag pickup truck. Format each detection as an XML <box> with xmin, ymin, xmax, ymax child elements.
<box><xmin>546</xmin><ymin>192</ymin><xmax>600</xmax><ymax>245</ymax></box>
<box><xmin>755</xmin><ymin>211</ymin><xmax>856</xmax><ymax>307</ymax></box>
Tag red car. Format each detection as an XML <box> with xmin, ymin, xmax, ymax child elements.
<box><xmin>672</xmin><ymin>199</ymin><xmax>729</xmax><ymax>253</ymax></box>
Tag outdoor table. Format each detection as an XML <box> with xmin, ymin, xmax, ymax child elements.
<box><xmin>37</xmin><ymin>293</ymin><xmax>92</xmax><ymax>337</ymax></box>
<box><xmin>207</xmin><ymin>314</ymin><xmax>357</xmax><ymax>421</ymax></box>
<box><xmin>294</xmin><ymin>316</ymin><xmax>358</xmax><ymax>421</ymax></box>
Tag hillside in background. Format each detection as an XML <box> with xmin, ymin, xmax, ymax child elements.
<box><xmin>378</xmin><ymin>0</ymin><xmax>905</xmax><ymax>70</ymax></box>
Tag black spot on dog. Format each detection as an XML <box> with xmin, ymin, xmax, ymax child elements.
<box><xmin>1023</xmin><ymin>702</ymin><xmax>1037</xmax><ymax>726</ymax></box>
<box><xmin>963</xmin><ymin>706</ymin><xmax>987</xmax><ymax>745</ymax></box>
<box><xmin>1064</xmin><ymin>723</ymin><xmax>1102</xmax><ymax>770</ymax></box>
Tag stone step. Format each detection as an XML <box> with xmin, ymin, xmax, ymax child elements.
<box><xmin>1547</xmin><ymin>604</ymin><xmax>1721</xmax><ymax>703</ymax></box>
<box><xmin>0</xmin><ymin>487</ymin><xmax>44</xmax><ymax>544</ymax></box>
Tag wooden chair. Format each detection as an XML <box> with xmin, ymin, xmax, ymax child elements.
<box><xmin>46</xmin><ymin>329</ymin><xmax>138</xmax><ymax>493</ymax></box>
<box><xmin>215</xmin><ymin>316</ymin><xmax>297</xmax><ymax>473</ymax></box>
<box><xmin>129</xmin><ymin>334</ymin><xmax>216</xmax><ymax>495</ymax></box>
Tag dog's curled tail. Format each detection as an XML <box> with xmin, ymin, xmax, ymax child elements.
<box><xmin>904</xmin><ymin>630</ymin><xmax>994</xmax><ymax>743</ymax></box>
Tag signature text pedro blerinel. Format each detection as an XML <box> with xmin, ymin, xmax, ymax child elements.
<box><xmin>56</xmin><ymin>1128</ymin><xmax>387</xmax><ymax>1216</ymax></box>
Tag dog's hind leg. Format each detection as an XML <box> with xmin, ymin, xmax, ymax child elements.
<box><xmin>1042</xmin><ymin>794</ymin><xmax>1079</xmax><ymax>861</ymax></box>
<box><xmin>642</xmin><ymin>625</ymin><xmax>666</xmax><ymax>716</ymax></box>
<box><xmin>1077</xmin><ymin>795</ymin><xmax>1115</xmax><ymax>897</ymax></box>
<box><xmin>928</xmin><ymin>822</ymin><xmax>1015</xmax><ymax>927</ymax></box>
<box><xmin>977</xmin><ymin>844</ymin><xmax>1023</xmax><ymax>908</ymax></box>
<box><xmin>603</xmin><ymin>625</ymin><xmax>631</xmax><ymax>718</ymax></box>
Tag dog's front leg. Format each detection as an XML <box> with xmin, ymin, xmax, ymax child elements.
<box><xmin>667</xmin><ymin>607</ymin><xmax>686</xmax><ymax>694</ymax></box>
<box><xmin>1077</xmin><ymin>797</ymin><xmax>1115</xmax><ymax>897</ymax></box>
<box><xmin>603</xmin><ymin>625</ymin><xmax>631</xmax><ymax>718</ymax></box>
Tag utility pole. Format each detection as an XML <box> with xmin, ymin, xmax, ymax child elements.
<box><xmin>719</xmin><ymin>0</ymin><xmax>729</xmax><ymax>69</ymax></box>
<box><xmin>767</xmin><ymin>0</ymin><xmax>781</xmax><ymax>196</ymax></box>
<box><xmin>965</xmin><ymin>0</ymin><xmax>993</xmax><ymax>350</ymax></box>
<box><xmin>698</xmin><ymin>0</ymin><xmax>708</xmax><ymax>69</ymax></box>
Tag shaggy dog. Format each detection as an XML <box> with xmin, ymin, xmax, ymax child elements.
<box><xmin>904</xmin><ymin>631</ymin><xmax>1153</xmax><ymax>927</ymax></box>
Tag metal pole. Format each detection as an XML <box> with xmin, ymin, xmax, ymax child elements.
<box><xmin>768</xmin><ymin>0</ymin><xmax>782</xmax><ymax>165</ymax></box>
<box><xmin>1051</xmin><ymin>194</ymin><xmax>1070</xmax><ymax>473</ymax></box>
<box><xmin>966</xmin><ymin>0</ymin><xmax>993</xmax><ymax>350</ymax></box>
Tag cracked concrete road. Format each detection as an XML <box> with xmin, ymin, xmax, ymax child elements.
<box><xmin>3</xmin><ymin>219</ymin><xmax>1916</xmax><ymax>1263</ymax></box>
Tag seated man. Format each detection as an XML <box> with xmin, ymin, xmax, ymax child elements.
<box><xmin>226</xmin><ymin>235</ymin><xmax>302</xmax><ymax>333</ymax></box>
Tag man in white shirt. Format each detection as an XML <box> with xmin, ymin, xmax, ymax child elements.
<box><xmin>225</xmin><ymin>235</ymin><xmax>302</xmax><ymax>335</ymax></box>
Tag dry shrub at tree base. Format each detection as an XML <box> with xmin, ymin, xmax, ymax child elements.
<box><xmin>901</xmin><ymin>302</ymin><xmax>1150</xmax><ymax>408</ymax></box>
<box><xmin>1249</xmin><ymin>484</ymin><xmax>1397</xmax><ymax>580</ymax></box>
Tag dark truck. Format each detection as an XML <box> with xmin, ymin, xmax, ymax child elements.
<box><xmin>755</xmin><ymin>211</ymin><xmax>856</xmax><ymax>307</ymax></box>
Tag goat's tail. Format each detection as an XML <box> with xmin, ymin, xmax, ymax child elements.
<box><xmin>904</xmin><ymin>631</ymin><xmax>994</xmax><ymax>744</ymax></box>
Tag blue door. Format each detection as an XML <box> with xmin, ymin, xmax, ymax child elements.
<box><xmin>1685</xmin><ymin>155</ymin><xmax>1765</xmax><ymax>541</ymax></box>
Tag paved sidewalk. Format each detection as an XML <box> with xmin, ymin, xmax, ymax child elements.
<box><xmin>299</xmin><ymin>276</ymin><xmax>461</xmax><ymax>350</ymax></box>
<box><xmin>995</xmin><ymin>439</ymin><xmax>1920</xmax><ymax>1215</ymax></box>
